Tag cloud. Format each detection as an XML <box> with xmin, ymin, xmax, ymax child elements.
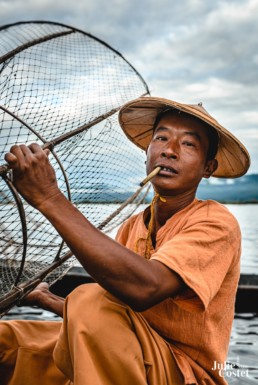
<box><xmin>130</xmin><ymin>1</ymin><xmax>258</xmax><ymax>83</ymax></box>
<box><xmin>0</xmin><ymin>0</ymin><xmax>257</xmax><ymax>172</ymax></box>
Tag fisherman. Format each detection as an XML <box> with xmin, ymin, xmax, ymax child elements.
<box><xmin>0</xmin><ymin>96</ymin><xmax>250</xmax><ymax>385</ymax></box>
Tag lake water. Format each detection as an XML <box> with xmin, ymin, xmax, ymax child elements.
<box><xmin>225</xmin><ymin>204</ymin><xmax>258</xmax><ymax>275</ymax></box>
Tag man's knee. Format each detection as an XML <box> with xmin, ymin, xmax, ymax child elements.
<box><xmin>65</xmin><ymin>283</ymin><xmax>131</xmax><ymax>338</ymax></box>
<box><xmin>67</xmin><ymin>283</ymin><xmax>125</xmax><ymax>313</ymax></box>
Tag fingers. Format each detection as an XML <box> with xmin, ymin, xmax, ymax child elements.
<box><xmin>34</xmin><ymin>282</ymin><xmax>50</xmax><ymax>291</ymax></box>
<box><xmin>3</xmin><ymin>143</ymin><xmax>58</xmax><ymax>208</ymax></box>
<box><xmin>5</xmin><ymin>144</ymin><xmax>31</xmax><ymax>172</ymax></box>
<box><xmin>19</xmin><ymin>282</ymin><xmax>50</xmax><ymax>307</ymax></box>
<box><xmin>4</xmin><ymin>143</ymin><xmax>49</xmax><ymax>170</ymax></box>
<box><xmin>5</xmin><ymin>145</ymin><xmax>27</xmax><ymax>171</ymax></box>
<box><xmin>4</xmin><ymin>151</ymin><xmax>17</xmax><ymax>166</ymax></box>
<box><xmin>28</xmin><ymin>142</ymin><xmax>44</xmax><ymax>154</ymax></box>
<box><xmin>28</xmin><ymin>143</ymin><xmax>51</xmax><ymax>158</ymax></box>
<box><xmin>45</xmin><ymin>149</ymin><xmax>50</xmax><ymax>156</ymax></box>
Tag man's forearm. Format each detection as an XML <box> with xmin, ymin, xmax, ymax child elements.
<box><xmin>40</xmin><ymin>291</ymin><xmax>64</xmax><ymax>317</ymax></box>
<box><xmin>21</xmin><ymin>283</ymin><xmax>65</xmax><ymax>317</ymax></box>
<box><xmin>37</xmin><ymin>192</ymin><xmax>183</xmax><ymax>311</ymax></box>
<box><xmin>37</xmin><ymin>192</ymin><xmax>158</xmax><ymax>309</ymax></box>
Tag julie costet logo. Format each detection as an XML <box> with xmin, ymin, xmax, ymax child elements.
<box><xmin>212</xmin><ymin>358</ymin><xmax>249</xmax><ymax>378</ymax></box>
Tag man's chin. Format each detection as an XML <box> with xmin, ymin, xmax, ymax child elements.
<box><xmin>151</xmin><ymin>182</ymin><xmax>181</xmax><ymax>197</ymax></box>
<box><xmin>151</xmin><ymin>180</ymin><xmax>198</xmax><ymax>198</ymax></box>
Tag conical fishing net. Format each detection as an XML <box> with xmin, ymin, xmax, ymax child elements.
<box><xmin>0</xmin><ymin>21</ymin><xmax>150</xmax><ymax>316</ymax></box>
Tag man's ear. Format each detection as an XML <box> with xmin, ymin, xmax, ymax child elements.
<box><xmin>203</xmin><ymin>159</ymin><xmax>218</xmax><ymax>178</ymax></box>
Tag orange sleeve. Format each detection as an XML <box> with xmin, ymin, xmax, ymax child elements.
<box><xmin>151</xmin><ymin>206</ymin><xmax>241</xmax><ymax>310</ymax></box>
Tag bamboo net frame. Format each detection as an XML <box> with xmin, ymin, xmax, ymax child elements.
<box><xmin>0</xmin><ymin>21</ymin><xmax>151</xmax><ymax>316</ymax></box>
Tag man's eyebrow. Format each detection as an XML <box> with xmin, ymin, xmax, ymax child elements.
<box><xmin>183</xmin><ymin>131</ymin><xmax>202</xmax><ymax>141</ymax></box>
<box><xmin>154</xmin><ymin>127</ymin><xmax>203</xmax><ymax>141</ymax></box>
<box><xmin>153</xmin><ymin>126</ymin><xmax>169</xmax><ymax>133</ymax></box>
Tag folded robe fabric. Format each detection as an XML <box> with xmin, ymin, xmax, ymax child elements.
<box><xmin>0</xmin><ymin>284</ymin><xmax>184</xmax><ymax>385</ymax></box>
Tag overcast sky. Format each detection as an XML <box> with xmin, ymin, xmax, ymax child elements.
<box><xmin>0</xmin><ymin>0</ymin><xmax>257</xmax><ymax>174</ymax></box>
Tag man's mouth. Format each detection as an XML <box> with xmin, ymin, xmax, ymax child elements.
<box><xmin>157</xmin><ymin>165</ymin><xmax>178</xmax><ymax>175</ymax></box>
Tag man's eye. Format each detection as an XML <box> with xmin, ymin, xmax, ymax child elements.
<box><xmin>183</xmin><ymin>141</ymin><xmax>195</xmax><ymax>147</ymax></box>
<box><xmin>155</xmin><ymin>136</ymin><xmax>167</xmax><ymax>141</ymax></box>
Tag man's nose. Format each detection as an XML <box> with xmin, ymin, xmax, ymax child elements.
<box><xmin>160</xmin><ymin>141</ymin><xmax>178</xmax><ymax>159</ymax></box>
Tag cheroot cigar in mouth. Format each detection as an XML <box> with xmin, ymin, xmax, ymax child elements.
<box><xmin>140</xmin><ymin>166</ymin><xmax>161</xmax><ymax>186</ymax></box>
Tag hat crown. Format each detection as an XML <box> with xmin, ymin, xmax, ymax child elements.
<box><xmin>186</xmin><ymin>103</ymin><xmax>217</xmax><ymax>124</ymax></box>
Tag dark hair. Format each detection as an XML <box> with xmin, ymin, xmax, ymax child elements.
<box><xmin>153</xmin><ymin>107</ymin><xmax>219</xmax><ymax>160</ymax></box>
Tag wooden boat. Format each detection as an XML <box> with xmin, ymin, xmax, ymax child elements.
<box><xmin>236</xmin><ymin>274</ymin><xmax>258</xmax><ymax>313</ymax></box>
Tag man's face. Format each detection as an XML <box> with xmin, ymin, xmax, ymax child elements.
<box><xmin>146</xmin><ymin>111</ymin><xmax>216</xmax><ymax>196</ymax></box>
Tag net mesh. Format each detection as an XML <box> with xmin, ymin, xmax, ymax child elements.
<box><xmin>0</xmin><ymin>21</ymin><xmax>150</xmax><ymax>315</ymax></box>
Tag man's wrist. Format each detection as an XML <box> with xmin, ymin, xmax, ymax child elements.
<box><xmin>37</xmin><ymin>189</ymin><xmax>66</xmax><ymax>214</ymax></box>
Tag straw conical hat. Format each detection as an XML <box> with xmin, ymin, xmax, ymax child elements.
<box><xmin>119</xmin><ymin>96</ymin><xmax>250</xmax><ymax>178</ymax></box>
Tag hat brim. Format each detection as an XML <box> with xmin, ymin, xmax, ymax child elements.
<box><xmin>118</xmin><ymin>96</ymin><xmax>250</xmax><ymax>178</ymax></box>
